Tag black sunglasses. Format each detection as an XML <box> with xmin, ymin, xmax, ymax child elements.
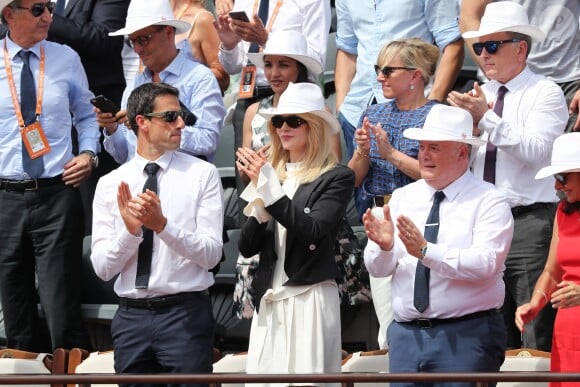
<box><xmin>271</xmin><ymin>115</ymin><xmax>307</xmax><ymax>129</ymax></box>
<box><xmin>374</xmin><ymin>65</ymin><xmax>416</xmax><ymax>77</ymax></box>
<box><xmin>128</xmin><ymin>27</ymin><xmax>165</xmax><ymax>48</ymax></box>
<box><xmin>472</xmin><ymin>39</ymin><xmax>522</xmax><ymax>56</ymax></box>
<box><xmin>145</xmin><ymin>110</ymin><xmax>185</xmax><ymax>123</ymax></box>
<box><xmin>15</xmin><ymin>1</ymin><xmax>55</xmax><ymax>17</ymax></box>
<box><xmin>554</xmin><ymin>173</ymin><xmax>568</xmax><ymax>185</ymax></box>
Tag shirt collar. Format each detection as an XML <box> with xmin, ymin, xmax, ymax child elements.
<box><xmin>143</xmin><ymin>49</ymin><xmax>185</xmax><ymax>81</ymax></box>
<box><xmin>488</xmin><ymin>65</ymin><xmax>533</xmax><ymax>95</ymax></box>
<box><xmin>4</xmin><ymin>34</ymin><xmax>43</xmax><ymax>60</ymax></box>
<box><xmin>134</xmin><ymin>151</ymin><xmax>174</xmax><ymax>175</ymax></box>
<box><xmin>423</xmin><ymin>169</ymin><xmax>473</xmax><ymax>203</ymax></box>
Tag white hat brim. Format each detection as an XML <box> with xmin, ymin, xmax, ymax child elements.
<box><xmin>110</xmin><ymin>19</ymin><xmax>191</xmax><ymax>36</ymax></box>
<box><xmin>535</xmin><ymin>167</ymin><xmax>580</xmax><ymax>180</ymax></box>
<box><xmin>246</xmin><ymin>52</ymin><xmax>323</xmax><ymax>77</ymax></box>
<box><xmin>462</xmin><ymin>25</ymin><xmax>545</xmax><ymax>41</ymax></box>
<box><xmin>403</xmin><ymin>127</ymin><xmax>486</xmax><ymax>146</ymax></box>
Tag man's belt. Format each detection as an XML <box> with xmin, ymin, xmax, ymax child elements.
<box><xmin>403</xmin><ymin>309</ymin><xmax>500</xmax><ymax>329</ymax></box>
<box><xmin>119</xmin><ymin>290</ymin><xmax>209</xmax><ymax>310</ymax></box>
<box><xmin>253</xmin><ymin>86</ymin><xmax>274</xmax><ymax>98</ymax></box>
<box><xmin>0</xmin><ymin>175</ymin><xmax>64</xmax><ymax>191</ymax></box>
<box><xmin>511</xmin><ymin>202</ymin><xmax>554</xmax><ymax>217</ymax></box>
<box><xmin>373</xmin><ymin>194</ymin><xmax>392</xmax><ymax>208</ymax></box>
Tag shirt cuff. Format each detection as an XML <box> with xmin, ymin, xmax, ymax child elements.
<box><xmin>478</xmin><ymin>109</ymin><xmax>501</xmax><ymax>139</ymax></box>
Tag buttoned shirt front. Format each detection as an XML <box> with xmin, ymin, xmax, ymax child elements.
<box><xmin>474</xmin><ymin>66</ymin><xmax>568</xmax><ymax>207</ymax></box>
<box><xmin>336</xmin><ymin>0</ymin><xmax>461</xmax><ymax>128</ymax></box>
<box><xmin>103</xmin><ymin>49</ymin><xmax>226</xmax><ymax>163</ymax></box>
<box><xmin>91</xmin><ymin>151</ymin><xmax>224</xmax><ymax>298</ymax></box>
<box><xmin>218</xmin><ymin>0</ymin><xmax>330</xmax><ymax>87</ymax></box>
<box><xmin>0</xmin><ymin>36</ymin><xmax>98</xmax><ymax>179</ymax></box>
<box><xmin>364</xmin><ymin>171</ymin><xmax>514</xmax><ymax>322</ymax></box>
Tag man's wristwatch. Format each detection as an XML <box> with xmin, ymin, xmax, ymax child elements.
<box><xmin>419</xmin><ymin>244</ymin><xmax>428</xmax><ymax>260</ymax></box>
<box><xmin>80</xmin><ymin>150</ymin><xmax>99</xmax><ymax>169</ymax></box>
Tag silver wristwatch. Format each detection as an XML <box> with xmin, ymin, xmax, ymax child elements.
<box><xmin>419</xmin><ymin>244</ymin><xmax>428</xmax><ymax>260</ymax></box>
<box><xmin>81</xmin><ymin>150</ymin><xmax>99</xmax><ymax>169</ymax></box>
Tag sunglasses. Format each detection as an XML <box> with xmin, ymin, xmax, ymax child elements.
<box><xmin>14</xmin><ymin>1</ymin><xmax>55</xmax><ymax>17</ymax></box>
<box><xmin>472</xmin><ymin>39</ymin><xmax>522</xmax><ymax>56</ymax></box>
<box><xmin>128</xmin><ymin>27</ymin><xmax>165</xmax><ymax>48</ymax></box>
<box><xmin>145</xmin><ymin>110</ymin><xmax>186</xmax><ymax>123</ymax></box>
<box><xmin>271</xmin><ymin>115</ymin><xmax>307</xmax><ymax>129</ymax></box>
<box><xmin>374</xmin><ymin>65</ymin><xmax>416</xmax><ymax>77</ymax></box>
<box><xmin>554</xmin><ymin>173</ymin><xmax>568</xmax><ymax>185</ymax></box>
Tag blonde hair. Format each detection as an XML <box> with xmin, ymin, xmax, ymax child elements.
<box><xmin>267</xmin><ymin>112</ymin><xmax>337</xmax><ymax>183</ymax></box>
<box><xmin>377</xmin><ymin>37</ymin><xmax>440</xmax><ymax>84</ymax></box>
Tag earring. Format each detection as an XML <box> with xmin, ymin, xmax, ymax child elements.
<box><xmin>410</xmin><ymin>84</ymin><xmax>415</xmax><ymax>90</ymax></box>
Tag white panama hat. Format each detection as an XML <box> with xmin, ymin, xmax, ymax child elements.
<box><xmin>462</xmin><ymin>1</ymin><xmax>545</xmax><ymax>41</ymax></box>
<box><xmin>259</xmin><ymin>82</ymin><xmax>340</xmax><ymax>134</ymax></box>
<box><xmin>247</xmin><ymin>30</ymin><xmax>323</xmax><ymax>77</ymax></box>
<box><xmin>403</xmin><ymin>105</ymin><xmax>485</xmax><ymax>146</ymax></box>
<box><xmin>109</xmin><ymin>0</ymin><xmax>191</xmax><ymax>36</ymax></box>
<box><xmin>535</xmin><ymin>133</ymin><xmax>580</xmax><ymax>179</ymax></box>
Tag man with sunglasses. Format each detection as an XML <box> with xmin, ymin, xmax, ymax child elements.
<box><xmin>448</xmin><ymin>1</ymin><xmax>568</xmax><ymax>353</ymax></box>
<box><xmin>97</xmin><ymin>0</ymin><xmax>225</xmax><ymax>165</ymax></box>
<box><xmin>0</xmin><ymin>0</ymin><xmax>99</xmax><ymax>351</ymax></box>
<box><xmin>91</xmin><ymin>82</ymin><xmax>223</xmax><ymax>384</ymax></box>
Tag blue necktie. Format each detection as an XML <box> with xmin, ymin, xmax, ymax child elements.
<box><xmin>19</xmin><ymin>50</ymin><xmax>44</xmax><ymax>178</ymax></box>
<box><xmin>483</xmin><ymin>86</ymin><xmax>508</xmax><ymax>184</ymax></box>
<box><xmin>55</xmin><ymin>0</ymin><xmax>66</xmax><ymax>15</ymax></box>
<box><xmin>248</xmin><ymin>0</ymin><xmax>269</xmax><ymax>53</ymax></box>
<box><xmin>413</xmin><ymin>191</ymin><xmax>445</xmax><ymax>313</ymax></box>
<box><xmin>135</xmin><ymin>162</ymin><xmax>161</xmax><ymax>289</ymax></box>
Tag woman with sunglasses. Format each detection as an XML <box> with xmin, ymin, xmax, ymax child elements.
<box><xmin>516</xmin><ymin>132</ymin><xmax>580</xmax><ymax>384</ymax></box>
<box><xmin>348</xmin><ymin>38</ymin><xmax>440</xmax><ymax>220</ymax></box>
<box><xmin>235</xmin><ymin>82</ymin><xmax>354</xmax><ymax>383</ymax></box>
<box><xmin>241</xmin><ymin>29</ymin><xmax>342</xmax><ymax>184</ymax></box>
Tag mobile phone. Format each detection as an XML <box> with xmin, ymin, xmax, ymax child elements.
<box><xmin>90</xmin><ymin>95</ymin><xmax>120</xmax><ymax>116</ymax></box>
<box><xmin>229</xmin><ymin>11</ymin><xmax>250</xmax><ymax>22</ymax></box>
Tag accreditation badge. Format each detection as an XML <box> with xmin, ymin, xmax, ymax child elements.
<box><xmin>21</xmin><ymin>121</ymin><xmax>51</xmax><ymax>159</ymax></box>
<box><xmin>238</xmin><ymin>65</ymin><xmax>257</xmax><ymax>99</ymax></box>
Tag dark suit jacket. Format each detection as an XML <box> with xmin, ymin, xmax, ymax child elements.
<box><xmin>47</xmin><ymin>0</ymin><xmax>130</xmax><ymax>104</ymax></box>
<box><xmin>239</xmin><ymin>164</ymin><xmax>355</xmax><ymax>310</ymax></box>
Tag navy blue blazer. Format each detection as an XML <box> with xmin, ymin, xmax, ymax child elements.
<box><xmin>239</xmin><ymin>164</ymin><xmax>355</xmax><ymax>310</ymax></box>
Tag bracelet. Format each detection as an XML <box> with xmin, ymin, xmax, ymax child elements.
<box><xmin>356</xmin><ymin>148</ymin><xmax>369</xmax><ymax>158</ymax></box>
<box><xmin>534</xmin><ymin>290</ymin><xmax>549</xmax><ymax>304</ymax></box>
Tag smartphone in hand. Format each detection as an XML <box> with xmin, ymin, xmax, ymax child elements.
<box><xmin>90</xmin><ymin>95</ymin><xmax>120</xmax><ymax>116</ymax></box>
<box><xmin>229</xmin><ymin>11</ymin><xmax>250</xmax><ymax>22</ymax></box>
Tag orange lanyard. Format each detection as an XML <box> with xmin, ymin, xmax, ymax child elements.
<box><xmin>3</xmin><ymin>40</ymin><xmax>45</xmax><ymax>128</ymax></box>
<box><xmin>252</xmin><ymin>0</ymin><xmax>283</xmax><ymax>33</ymax></box>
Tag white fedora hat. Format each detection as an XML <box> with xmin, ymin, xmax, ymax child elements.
<box><xmin>403</xmin><ymin>105</ymin><xmax>486</xmax><ymax>146</ymax></box>
<box><xmin>535</xmin><ymin>133</ymin><xmax>580</xmax><ymax>179</ymax></box>
<box><xmin>259</xmin><ymin>82</ymin><xmax>340</xmax><ymax>134</ymax></box>
<box><xmin>247</xmin><ymin>30</ymin><xmax>323</xmax><ymax>77</ymax></box>
<box><xmin>109</xmin><ymin>0</ymin><xmax>191</xmax><ymax>36</ymax></box>
<box><xmin>462</xmin><ymin>1</ymin><xmax>545</xmax><ymax>41</ymax></box>
<box><xmin>0</xmin><ymin>0</ymin><xmax>11</xmax><ymax>13</ymax></box>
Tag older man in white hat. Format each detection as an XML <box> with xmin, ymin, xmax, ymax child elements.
<box><xmin>447</xmin><ymin>1</ymin><xmax>569</xmax><ymax>352</ymax></box>
<box><xmin>364</xmin><ymin>104</ymin><xmax>514</xmax><ymax>381</ymax></box>
<box><xmin>96</xmin><ymin>0</ymin><xmax>225</xmax><ymax>164</ymax></box>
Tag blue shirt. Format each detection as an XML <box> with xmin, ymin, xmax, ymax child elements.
<box><xmin>359</xmin><ymin>100</ymin><xmax>437</xmax><ymax>196</ymax></box>
<box><xmin>0</xmin><ymin>37</ymin><xmax>99</xmax><ymax>179</ymax></box>
<box><xmin>336</xmin><ymin>0</ymin><xmax>461</xmax><ymax>127</ymax></box>
<box><xmin>104</xmin><ymin>49</ymin><xmax>226</xmax><ymax>163</ymax></box>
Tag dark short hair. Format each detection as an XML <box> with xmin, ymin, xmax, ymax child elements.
<box><xmin>126</xmin><ymin>82</ymin><xmax>180</xmax><ymax>135</ymax></box>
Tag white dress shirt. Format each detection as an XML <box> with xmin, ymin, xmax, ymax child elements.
<box><xmin>91</xmin><ymin>151</ymin><xmax>223</xmax><ymax>298</ymax></box>
<box><xmin>474</xmin><ymin>66</ymin><xmax>568</xmax><ymax>208</ymax></box>
<box><xmin>218</xmin><ymin>0</ymin><xmax>330</xmax><ymax>87</ymax></box>
<box><xmin>364</xmin><ymin>171</ymin><xmax>514</xmax><ymax>322</ymax></box>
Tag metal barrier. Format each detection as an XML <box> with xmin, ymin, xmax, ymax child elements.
<box><xmin>2</xmin><ymin>372</ymin><xmax>580</xmax><ymax>386</ymax></box>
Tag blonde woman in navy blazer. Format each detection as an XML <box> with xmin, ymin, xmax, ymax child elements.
<box><xmin>236</xmin><ymin>82</ymin><xmax>354</xmax><ymax>385</ymax></box>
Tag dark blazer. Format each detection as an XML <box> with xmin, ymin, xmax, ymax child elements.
<box><xmin>47</xmin><ymin>0</ymin><xmax>130</xmax><ymax>104</ymax></box>
<box><xmin>239</xmin><ymin>164</ymin><xmax>355</xmax><ymax>310</ymax></box>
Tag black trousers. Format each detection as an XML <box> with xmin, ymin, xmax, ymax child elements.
<box><xmin>112</xmin><ymin>294</ymin><xmax>214</xmax><ymax>387</ymax></box>
<box><xmin>0</xmin><ymin>183</ymin><xmax>87</xmax><ymax>351</ymax></box>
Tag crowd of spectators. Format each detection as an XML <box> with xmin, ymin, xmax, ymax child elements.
<box><xmin>1</xmin><ymin>0</ymin><xmax>579</xmax><ymax>385</ymax></box>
